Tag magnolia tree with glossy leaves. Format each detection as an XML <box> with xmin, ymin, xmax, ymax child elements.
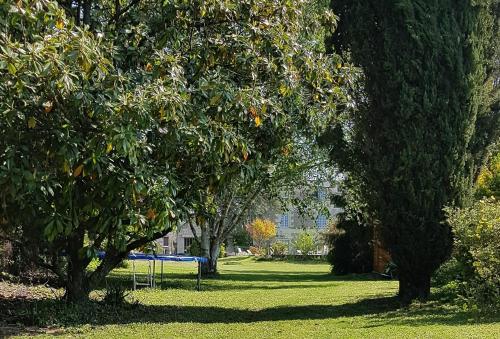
<box><xmin>0</xmin><ymin>0</ymin><xmax>351</xmax><ymax>301</ymax></box>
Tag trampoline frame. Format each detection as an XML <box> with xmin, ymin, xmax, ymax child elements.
<box><xmin>97</xmin><ymin>252</ymin><xmax>207</xmax><ymax>291</ymax></box>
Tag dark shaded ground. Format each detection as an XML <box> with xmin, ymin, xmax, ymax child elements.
<box><xmin>1</xmin><ymin>270</ymin><xmax>498</xmax><ymax>337</ymax></box>
<box><xmin>2</xmin><ymin>293</ymin><xmax>498</xmax><ymax>338</ymax></box>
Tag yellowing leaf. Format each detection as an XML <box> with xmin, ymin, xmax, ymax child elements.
<box><xmin>279</xmin><ymin>83</ymin><xmax>288</xmax><ymax>96</ymax></box>
<box><xmin>146</xmin><ymin>208</ymin><xmax>157</xmax><ymax>220</ymax></box>
<box><xmin>254</xmin><ymin>116</ymin><xmax>262</xmax><ymax>127</ymax></box>
<box><xmin>243</xmin><ymin>150</ymin><xmax>248</xmax><ymax>161</ymax></box>
<box><xmin>55</xmin><ymin>18</ymin><xmax>64</xmax><ymax>29</ymax></box>
<box><xmin>63</xmin><ymin>161</ymin><xmax>70</xmax><ymax>174</ymax></box>
<box><xmin>210</xmin><ymin>95</ymin><xmax>221</xmax><ymax>106</ymax></box>
<box><xmin>43</xmin><ymin>101</ymin><xmax>53</xmax><ymax>113</ymax></box>
<box><xmin>281</xmin><ymin>146</ymin><xmax>290</xmax><ymax>156</ymax></box>
<box><xmin>106</xmin><ymin>143</ymin><xmax>113</xmax><ymax>153</ymax></box>
<box><xmin>27</xmin><ymin>117</ymin><xmax>36</xmax><ymax>129</ymax></box>
<box><xmin>336</xmin><ymin>63</ymin><xmax>342</xmax><ymax>69</ymax></box>
<box><xmin>159</xmin><ymin>107</ymin><xmax>165</xmax><ymax>120</ymax></box>
<box><xmin>145</xmin><ymin>63</ymin><xmax>153</xmax><ymax>72</ymax></box>
<box><xmin>249</xmin><ymin>106</ymin><xmax>257</xmax><ymax>118</ymax></box>
<box><xmin>73</xmin><ymin>164</ymin><xmax>84</xmax><ymax>177</ymax></box>
<box><xmin>7</xmin><ymin>63</ymin><xmax>17</xmax><ymax>75</ymax></box>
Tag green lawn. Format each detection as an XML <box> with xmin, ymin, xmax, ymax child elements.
<box><xmin>8</xmin><ymin>257</ymin><xmax>500</xmax><ymax>338</ymax></box>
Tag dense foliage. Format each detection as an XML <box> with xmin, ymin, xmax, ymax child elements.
<box><xmin>475</xmin><ymin>152</ymin><xmax>500</xmax><ymax>199</ymax></box>
<box><xmin>293</xmin><ymin>231</ymin><xmax>316</xmax><ymax>255</ymax></box>
<box><xmin>324</xmin><ymin>0</ymin><xmax>500</xmax><ymax>303</ymax></box>
<box><xmin>446</xmin><ymin>198</ymin><xmax>500</xmax><ymax>312</ymax></box>
<box><xmin>0</xmin><ymin>0</ymin><xmax>349</xmax><ymax>301</ymax></box>
<box><xmin>324</xmin><ymin>178</ymin><xmax>373</xmax><ymax>275</ymax></box>
<box><xmin>246</xmin><ymin>218</ymin><xmax>277</xmax><ymax>249</ymax></box>
<box><xmin>325</xmin><ymin>218</ymin><xmax>373</xmax><ymax>275</ymax></box>
<box><xmin>270</xmin><ymin>241</ymin><xmax>288</xmax><ymax>257</ymax></box>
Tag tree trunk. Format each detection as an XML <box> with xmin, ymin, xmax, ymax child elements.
<box><xmin>66</xmin><ymin>261</ymin><xmax>88</xmax><ymax>302</ymax></box>
<box><xmin>65</xmin><ymin>233</ymin><xmax>90</xmax><ymax>303</ymax></box>
<box><xmin>200</xmin><ymin>224</ymin><xmax>210</xmax><ymax>257</ymax></box>
<box><xmin>87</xmin><ymin>250</ymin><xmax>127</xmax><ymax>291</ymax></box>
<box><xmin>200</xmin><ymin>225</ymin><xmax>218</xmax><ymax>275</ymax></box>
<box><xmin>207</xmin><ymin>239</ymin><xmax>221</xmax><ymax>274</ymax></box>
<box><xmin>398</xmin><ymin>273</ymin><xmax>431</xmax><ymax>305</ymax></box>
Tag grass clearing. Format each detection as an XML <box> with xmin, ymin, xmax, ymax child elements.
<box><xmin>3</xmin><ymin>257</ymin><xmax>499</xmax><ymax>338</ymax></box>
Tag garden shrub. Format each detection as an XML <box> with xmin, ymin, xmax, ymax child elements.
<box><xmin>446</xmin><ymin>197</ymin><xmax>500</xmax><ymax>312</ymax></box>
<box><xmin>187</xmin><ymin>240</ymin><xmax>202</xmax><ymax>257</ymax></box>
<box><xmin>293</xmin><ymin>231</ymin><xmax>316</xmax><ymax>255</ymax></box>
<box><xmin>248</xmin><ymin>246</ymin><xmax>264</xmax><ymax>256</ymax></box>
<box><xmin>324</xmin><ymin>219</ymin><xmax>373</xmax><ymax>275</ymax></box>
<box><xmin>232</xmin><ymin>226</ymin><xmax>252</xmax><ymax>248</ymax></box>
<box><xmin>116</xmin><ymin>260</ymin><xmax>130</xmax><ymax>269</ymax></box>
<box><xmin>271</xmin><ymin>242</ymin><xmax>288</xmax><ymax>257</ymax></box>
<box><xmin>102</xmin><ymin>284</ymin><xmax>130</xmax><ymax>306</ymax></box>
<box><xmin>219</xmin><ymin>244</ymin><xmax>226</xmax><ymax>258</ymax></box>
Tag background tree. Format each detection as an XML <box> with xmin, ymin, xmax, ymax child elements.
<box><xmin>246</xmin><ymin>218</ymin><xmax>277</xmax><ymax>250</ymax></box>
<box><xmin>323</xmin><ymin>0</ymin><xmax>500</xmax><ymax>303</ymax></box>
<box><xmin>189</xmin><ymin>140</ymin><xmax>336</xmax><ymax>274</ymax></box>
<box><xmin>175</xmin><ymin>0</ymin><xmax>350</xmax><ymax>274</ymax></box>
<box><xmin>475</xmin><ymin>151</ymin><xmax>500</xmax><ymax>199</ymax></box>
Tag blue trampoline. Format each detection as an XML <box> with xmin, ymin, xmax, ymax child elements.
<box><xmin>97</xmin><ymin>252</ymin><xmax>207</xmax><ymax>291</ymax></box>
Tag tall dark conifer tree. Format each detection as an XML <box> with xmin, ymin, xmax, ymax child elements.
<box><xmin>323</xmin><ymin>1</ymin><xmax>499</xmax><ymax>303</ymax></box>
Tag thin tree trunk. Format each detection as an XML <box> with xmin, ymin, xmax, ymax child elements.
<box><xmin>200</xmin><ymin>224</ymin><xmax>211</xmax><ymax>274</ymax></box>
<box><xmin>207</xmin><ymin>238</ymin><xmax>221</xmax><ymax>273</ymax></box>
<box><xmin>200</xmin><ymin>224</ymin><xmax>210</xmax><ymax>257</ymax></box>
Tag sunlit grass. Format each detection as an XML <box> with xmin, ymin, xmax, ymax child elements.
<box><xmin>9</xmin><ymin>257</ymin><xmax>500</xmax><ymax>338</ymax></box>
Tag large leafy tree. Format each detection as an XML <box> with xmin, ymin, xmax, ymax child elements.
<box><xmin>189</xmin><ymin>140</ymin><xmax>335</xmax><ymax>274</ymax></box>
<box><xmin>323</xmin><ymin>0</ymin><xmax>499</xmax><ymax>303</ymax></box>
<box><xmin>0</xmin><ymin>0</ymin><xmax>348</xmax><ymax>301</ymax></box>
<box><xmin>0</xmin><ymin>0</ymin><xmax>189</xmax><ymax>301</ymax></box>
<box><xmin>181</xmin><ymin>0</ymin><xmax>347</xmax><ymax>274</ymax></box>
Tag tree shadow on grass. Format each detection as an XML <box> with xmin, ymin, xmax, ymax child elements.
<box><xmin>101</xmin><ymin>269</ymin><xmax>384</xmax><ymax>294</ymax></box>
<box><xmin>3</xmin><ymin>294</ymin><xmax>498</xmax><ymax>337</ymax></box>
<box><xmin>102</xmin><ymin>271</ymin><xmax>383</xmax><ymax>292</ymax></box>
<box><xmin>216</xmin><ymin>271</ymin><xmax>386</xmax><ymax>282</ymax></box>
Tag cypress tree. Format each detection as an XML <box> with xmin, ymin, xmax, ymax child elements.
<box><xmin>324</xmin><ymin>1</ymin><xmax>499</xmax><ymax>303</ymax></box>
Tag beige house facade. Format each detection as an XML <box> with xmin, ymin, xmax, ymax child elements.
<box><xmin>157</xmin><ymin>184</ymin><xmax>342</xmax><ymax>255</ymax></box>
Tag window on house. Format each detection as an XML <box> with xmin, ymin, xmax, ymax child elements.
<box><xmin>317</xmin><ymin>187</ymin><xmax>326</xmax><ymax>201</ymax></box>
<box><xmin>163</xmin><ymin>236</ymin><xmax>169</xmax><ymax>246</ymax></box>
<box><xmin>184</xmin><ymin>237</ymin><xmax>194</xmax><ymax>251</ymax></box>
<box><xmin>316</xmin><ymin>214</ymin><xmax>327</xmax><ymax>229</ymax></box>
<box><xmin>279</xmin><ymin>213</ymin><xmax>289</xmax><ymax>228</ymax></box>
